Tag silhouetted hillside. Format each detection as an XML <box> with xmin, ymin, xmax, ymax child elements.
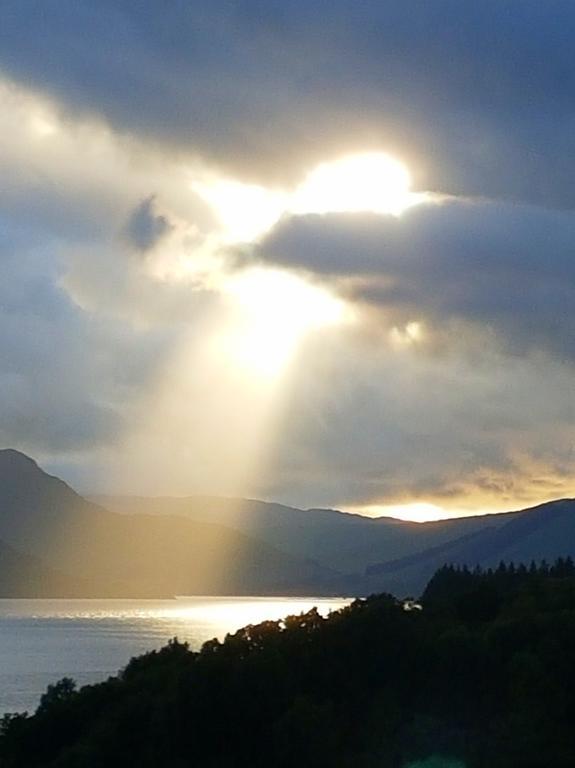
<box><xmin>3</xmin><ymin>561</ymin><xmax>575</xmax><ymax>767</ymax></box>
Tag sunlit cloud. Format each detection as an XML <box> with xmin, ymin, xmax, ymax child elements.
<box><xmin>291</xmin><ymin>153</ymin><xmax>423</xmax><ymax>217</ymax></box>
<box><xmin>390</xmin><ymin>321</ymin><xmax>425</xmax><ymax>348</ymax></box>
<box><xmin>192</xmin><ymin>178</ymin><xmax>287</xmax><ymax>244</ymax></box>
<box><xmin>2</xmin><ymin>70</ymin><xmax>575</xmax><ymax>526</ymax></box>
<box><xmin>191</xmin><ymin>152</ymin><xmax>427</xmax><ymax>246</ymax></box>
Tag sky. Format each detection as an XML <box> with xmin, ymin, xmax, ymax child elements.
<box><xmin>1</xmin><ymin>1</ymin><xmax>575</xmax><ymax>521</ymax></box>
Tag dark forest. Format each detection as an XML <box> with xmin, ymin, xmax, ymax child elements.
<box><xmin>2</xmin><ymin>560</ymin><xmax>575</xmax><ymax>767</ymax></box>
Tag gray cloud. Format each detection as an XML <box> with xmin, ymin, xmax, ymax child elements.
<box><xmin>0</xmin><ymin>216</ymin><xmax>177</xmax><ymax>456</ymax></box>
<box><xmin>258</xmin><ymin>200</ymin><xmax>575</xmax><ymax>363</ymax></box>
<box><xmin>1</xmin><ymin>4</ymin><xmax>575</xmax><ymax>513</ymax></box>
<box><xmin>1</xmin><ymin>2</ymin><xmax>575</xmax><ymax>206</ymax></box>
<box><xmin>256</xmin><ymin>328</ymin><xmax>575</xmax><ymax>510</ymax></box>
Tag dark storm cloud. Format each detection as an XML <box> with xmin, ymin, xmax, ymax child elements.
<box><xmin>1</xmin><ymin>2</ymin><xmax>575</xmax><ymax>205</ymax></box>
<box><xmin>258</xmin><ymin>200</ymin><xmax>575</xmax><ymax>362</ymax></box>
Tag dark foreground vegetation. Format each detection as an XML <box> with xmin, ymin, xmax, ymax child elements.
<box><xmin>3</xmin><ymin>560</ymin><xmax>575</xmax><ymax>768</ymax></box>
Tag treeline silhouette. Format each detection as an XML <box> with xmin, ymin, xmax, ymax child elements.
<box><xmin>3</xmin><ymin>559</ymin><xmax>575</xmax><ymax>767</ymax></box>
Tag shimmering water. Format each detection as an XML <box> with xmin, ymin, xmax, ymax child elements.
<box><xmin>0</xmin><ymin>596</ymin><xmax>349</xmax><ymax>715</ymax></box>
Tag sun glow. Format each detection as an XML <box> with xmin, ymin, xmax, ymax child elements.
<box><xmin>348</xmin><ymin>502</ymin><xmax>450</xmax><ymax>523</ymax></box>
<box><xmin>291</xmin><ymin>152</ymin><xmax>419</xmax><ymax>217</ymax></box>
<box><xmin>221</xmin><ymin>268</ymin><xmax>347</xmax><ymax>378</ymax></box>
<box><xmin>192</xmin><ymin>151</ymin><xmax>424</xmax><ymax>245</ymax></box>
<box><xmin>113</xmin><ymin>150</ymin><xmax>419</xmax><ymax>519</ymax></box>
<box><xmin>112</xmin><ymin>268</ymin><xmax>348</xmax><ymax>520</ymax></box>
<box><xmin>192</xmin><ymin>178</ymin><xmax>286</xmax><ymax>243</ymax></box>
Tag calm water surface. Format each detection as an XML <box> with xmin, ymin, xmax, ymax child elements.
<box><xmin>0</xmin><ymin>596</ymin><xmax>350</xmax><ymax>714</ymax></box>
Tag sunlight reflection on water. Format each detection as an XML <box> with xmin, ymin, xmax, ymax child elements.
<box><xmin>0</xmin><ymin>596</ymin><xmax>350</xmax><ymax>714</ymax></box>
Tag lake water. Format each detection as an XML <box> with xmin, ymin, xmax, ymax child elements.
<box><xmin>0</xmin><ymin>596</ymin><xmax>350</xmax><ymax>715</ymax></box>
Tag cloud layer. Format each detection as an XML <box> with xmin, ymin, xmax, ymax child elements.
<box><xmin>260</xmin><ymin>200</ymin><xmax>575</xmax><ymax>362</ymax></box>
<box><xmin>0</xmin><ymin>4</ymin><xmax>574</xmax><ymax>516</ymax></box>
<box><xmin>2</xmin><ymin>1</ymin><xmax>575</xmax><ymax>207</ymax></box>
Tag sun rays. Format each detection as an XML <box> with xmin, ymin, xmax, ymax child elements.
<box><xmin>107</xmin><ymin>149</ymin><xmax>428</xmax><ymax>549</ymax></box>
<box><xmin>220</xmin><ymin>268</ymin><xmax>347</xmax><ymax>380</ymax></box>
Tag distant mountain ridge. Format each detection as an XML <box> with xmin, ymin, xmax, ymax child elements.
<box><xmin>96</xmin><ymin>491</ymin><xmax>575</xmax><ymax>594</ymax></box>
<box><xmin>94</xmin><ymin>493</ymin><xmax>518</xmax><ymax>573</ymax></box>
<box><xmin>1</xmin><ymin>448</ymin><xmax>575</xmax><ymax>597</ymax></box>
<box><xmin>0</xmin><ymin>450</ymin><xmax>340</xmax><ymax>597</ymax></box>
<box><xmin>365</xmin><ymin>498</ymin><xmax>575</xmax><ymax>594</ymax></box>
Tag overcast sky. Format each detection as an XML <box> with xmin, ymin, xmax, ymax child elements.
<box><xmin>1</xmin><ymin>1</ymin><xmax>574</xmax><ymax>519</ymax></box>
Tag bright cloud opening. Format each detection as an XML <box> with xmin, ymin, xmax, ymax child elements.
<box><xmin>192</xmin><ymin>178</ymin><xmax>287</xmax><ymax>243</ymax></box>
<box><xmin>291</xmin><ymin>152</ymin><xmax>420</xmax><ymax>217</ymax></box>
<box><xmin>191</xmin><ymin>152</ymin><xmax>425</xmax><ymax>245</ymax></box>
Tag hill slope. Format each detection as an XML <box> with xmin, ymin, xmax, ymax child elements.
<box><xmin>4</xmin><ymin>449</ymin><xmax>575</xmax><ymax>598</ymax></box>
<box><xmin>0</xmin><ymin>450</ymin><xmax>340</xmax><ymax>597</ymax></box>
<box><xmin>367</xmin><ymin>498</ymin><xmax>575</xmax><ymax>594</ymax></box>
<box><xmin>0</xmin><ymin>538</ymin><xmax>96</xmax><ymax>597</ymax></box>
<box><xmin>95</xmin><ymin>493</ymin><xmax>516</xmax><ymax>572</ymax></box>
<box><xmin>94</xmin><ymin>491</ymin><xmax>575</xmax><ymax>596</ymax></box>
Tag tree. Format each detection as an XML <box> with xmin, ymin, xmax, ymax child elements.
<box><xmin>36</xmin><ymin>678</ymin><xmax>76</xmax><ymax>714</ymax></box>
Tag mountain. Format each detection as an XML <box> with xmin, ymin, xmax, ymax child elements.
<box><xmin>0</xmin><ymin>450</ymin><xmax>340</xmax><ymax>597</ymax></box>
<box><xmin>366</xmin><ymin>498</ymin><xmax>575</xmax><ymax>594</ymax></box>
<box><xmin>96</xmin><ymin>491</ymin><xmax>575</xmax><ymax>596</ymax></box>
<box><xmin>0</xmin><ymin>538</ymin><xmax>96</xmax><ymax>597</ymax></box>
<box><xmin>3</xmin><ymin>448</ymin><xmax>575</xmax><ymax>598</ymax></box>
<box><xmin>94</xmin><ymin>493</ymin><xmax>516</xmax><ymax>572</ymax></box>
